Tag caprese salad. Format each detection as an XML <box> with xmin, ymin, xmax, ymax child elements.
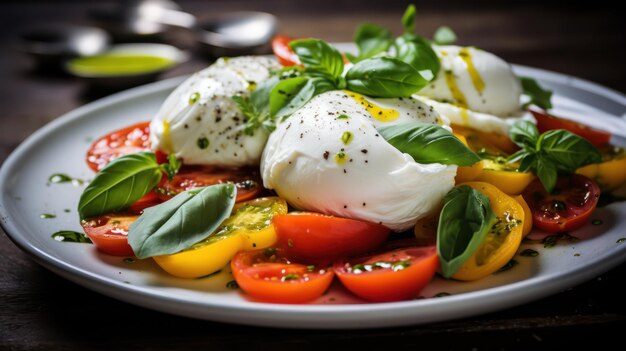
<box><xmin>75</xmin><ymin>5</ymin><xmax>626</xmax><ymax>303</ymax></box>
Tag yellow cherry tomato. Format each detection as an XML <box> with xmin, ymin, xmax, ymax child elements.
<box><xmin>153</xmin><ymin>231</ymin><xmax>244</xmax><ymax>279</ymax></box>
<box><xmin>223</xmin><ymin>197</ymin><xmax>288</xmax><ymax>250</ymax></box>
<box><xmin>452</xmin><ymin>182</ymin><xmax>525</xmax><ymax>281</ymax></box>
<box><xmin>451</xmin><ymin>124</ymin><xmax>519</xmax><ymax>155</ymax></box>
<box><xmin>576</xmin><ymin>147</ymin><xmax>626</xmax><ymax>191</ymax></box>
<box><xmin>454</xmin><ymin>133</ymin><xmax>484</xmax><ymax>183</ymax></box>
<box><xmin>153</xmin><ymin>197</ymin><xmax>287</xmax><ymax>278</ymax></box>
<box><xmin>474</xmin><ymin>159</ymin><xmax>536</xmax><ymax>195</ymax></box>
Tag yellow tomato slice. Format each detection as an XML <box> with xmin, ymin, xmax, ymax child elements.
<box><xmin>224</xmin><ymin>197</ymin><xmax>288</xmax><ymax>250</ymax></box>
<box><xmin>454</xmin><ymin>133</ymin><xmax>484</xmax><ymax>183</ymax></box>
<box><xmin>451</xmin><ymin>124</ymin><xmax>519</xmax><ymax>155</ymax></box>
<box><xmin>153</xmin><ymin>197</ymin><xmax>288</xmax><ymax>278</ymax></box>
<box><xmin>452</xmin><ymin>182</ymin><xmax>525</xmax><ymax>281</ymax></box>
<box><xmin>514</xmin><ymin>195</ymin><xmax>533</xmax><ymax>237</ymax></box>
<box><xmin>153</xmin><ymin>231</ymin><xmax>244</xmax><ymax>279</ymax></box>
<box><xmin>474</xmin><ymin>159</ymin><xmax>536</xmax><ymax>195</ymax></box>
<box><xmin>576</xmin><ymin>148</ymin><xmax>626</xmax><ymax>191</ymax></box>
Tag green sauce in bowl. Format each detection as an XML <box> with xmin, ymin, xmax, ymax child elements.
<box><xmin>67</xmin><ymin>53</ymin><xmax>175</xmax><ymax>77</ymax></box>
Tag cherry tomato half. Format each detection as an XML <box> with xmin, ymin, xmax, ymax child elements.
<box><xmin>272</xmin><ymin>35</ymin><xmax>300</xmax><ymax>66</ymax></box>
<box><xmin>333</xmin><ymin>241</ymin><xmax>438</xmax><ymax>302</ymax></box>
<box><xmin>231</xmin><ymin>248</ymin><xmax>334</xmax><ymax>303</ymax></box>
<box><xmin>522</xmin><ymin>174</ymin><xmax>600</xmax><ymax>233</ymax></box>
<box><xmin>273</xmin><ymin>212</ymin><xmax>390</xmax><ymax>264</ymax></box>
<box><xmin>81</xmin><ymin>213</ymin><xmax>137</xmax><ymax>256</ymax></box>
<box><xmin>531</xmin><ymin>110</ymin><xmax>611</xmax><ymax>148</ymax></box>
<box><xmin>155</xmin><ymin>165</ymin><xmax>263</xmax><ymax>203</ymax></box>
<box><xmin>86</xmin><ymin>121</ymin><xmax>153</xmax><ymax>172</ymax></box>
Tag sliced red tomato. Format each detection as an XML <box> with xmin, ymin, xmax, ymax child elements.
<box><xmin>231</xmin><ymin>248</ymin><xmax>334</xmax><ymax>303</ymax></box>
<box><xmin>81</xmin><ymin>213</ymin><xmax>137</xmax><ymax>256</ymax></box>
<box><xmin>522</xmin><ymin>174</ymin><xmax>600</xmax><ymax>233</ymax></box>
<box><xmin>86</xmin><ymin>121</ymin><xmax>153</xmax><ymax>172</ymax></box>
<box><xmin>273</xmin><ymin>212</ymin><xmax>390</xmax><ymax>264</ymax></box>
<box><xmin>531</xmin><ymin>110</ymin><xmax>611</xmax><ymax>148</ymax></box>
<box><xmin>272</xmin><ymin>35</ymin><xmax>300</xmax><ymax>66</ymax></box>
<box><xmin>127</xmin><ymin>191</ymin><xmax>163</xmax><ymax>213</ymax></box>
<box><xmin>333</xmin><ymin>241</ymin><xmax>438</xmax><ymax>302</ymax></box>
<box><xmin>155</xmin><ymin>165</ymin><xmax>263</xmax><ymax>203</ymax></box>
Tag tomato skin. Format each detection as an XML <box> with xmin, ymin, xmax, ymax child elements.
<box><xmin>156</xmin><ymin>165</ymin><xmax>263</xmax><ymax>203</ymax></box>
<box><xmin>86</xmin><ymin>121</ymin><xmax>152</xmax><ymax>172</ymax></box>
<box><xmin>333</xmin><ymin>243</ymin><xmax>438</xmax><ymax>302</ymax></box>
<box><xmin>531</xmin><ymin>110</ymin><xmax>610</xmax><ymax>148</ymax></box>
<box><xmin>522</xmin><ymin>174</ymin><xmax>600</xmax><ymax>233</ymax></box>
<box><xmin>273</xmin><ymin>212</ymin><xmax>390</xmax><ymax>263</ymax></box>
<box><xmin>81</xmin><ymin>214</ymin><xmax>137</xmax><ymax>256</ymax></box>
<box><xmin>272</xmin><ymin>35</ymin><xmax>300</xmax><ymax>66</ymax></box>
<box><xmin>231</xmin><ymin>249</ymin><xmax>334</xmax><ymax>303</ymax></box>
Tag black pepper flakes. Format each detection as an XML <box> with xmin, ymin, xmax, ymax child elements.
<box><xmin>323</xmin><ymin>151</ymin><xmax>330</xmax><ymax>160</ymax></box>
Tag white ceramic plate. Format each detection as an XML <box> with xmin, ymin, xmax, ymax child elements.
<box><xmin>2</xmin><ymin>46</ymin><xmax>626</xmax><ymax>328</ymax></box>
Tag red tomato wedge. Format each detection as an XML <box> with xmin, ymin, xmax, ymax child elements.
<box><xmin>272</xmin><ymin>35</ymin><xmax>300</xmax><ymax>66</ymax></box>
<box><xmin>155</xmin><ymin>165</ymin><xmax>263</xmax><ymax>203</ymax></box>
<box><xmin>530</xmin><ymin>109</ymin><xmax>611</xmax><ymax>148</ymax></box>
<box><xmin>273</xmin><ymin>212</ymin><xmax>390</xmax><ymax>263</ymax></box>
<box><xmin>86</xmin><ymin>121</ymin><xmax>154</xmax><ymax>172</ymax></box>
<box><xmin>81</xmin><ymin>213</ymin><xmax>138</xmax><ymax>256</ymax></box>
<box><xmin>333</xmin><ymin>241</ymin><xmax>438</xmax><ymax>302</ymax></box>
<box><xmin>522</xmin><ymin>174</ymin><xmax>601</xmax><ymax>233</ymax></box>
<box><xmin>231</xmin><ymin>248</ymin><xmax>334</xmax><ymax>303</ymax></box>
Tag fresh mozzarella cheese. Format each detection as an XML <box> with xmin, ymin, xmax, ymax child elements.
<box><xmin>261</xmin><ymin>90</ymin><xmax>457</xmax><ymax>231</ymax></box>
<box><xmin>416</xmin><ymin>45</ymin><xmax>532</xmax><ymax>134</ymax></box>
<box><xmin>150</xmin><ymin>56</ymin><xmax>280</xmax><ymax>167</ymax></box>
<box><xmin>415</xmin><ymin>96</ymin><xmax>535</xmax><ymax>136</ymax></box>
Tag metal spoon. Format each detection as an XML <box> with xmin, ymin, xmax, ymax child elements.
<box><xmin>195</xmin><ymin>11</ymin><xmax>278</xmax><ymax>57</ymax></box>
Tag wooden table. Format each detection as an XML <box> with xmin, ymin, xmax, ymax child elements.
<box><xmin>1</xmin><ymin>1</ymin><xmax>625</xmax><ymax>349</ymax></box>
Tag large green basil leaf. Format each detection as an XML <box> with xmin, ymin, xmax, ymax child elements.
<box><xmin>378</xmin><ymin>122</ymin><xmax>480</xmax><ymax>166</ymax></box>
<box><xmin>289</xmin><ymin>39</ymin><xmax>344</xmax><ymax>80</ymax></box>
<box><xmin>128</xmin><ymin>184</ymin><xmax>236</xmax><ymax>259</ymax></box>
<box><xmin>78</xmin><ymin>152</ymin><xmax>162</xmax><ymax>220</ymax></box>
<box><xmin>269</xmin><ymin>76</ymin><xmax>335</xmax><ymax>118</ymax></box>
<box><xmin>535</xmin><ymin>158</ymin><xmax>557</xmax><ymax>193</ymax></box>
<box><xmin>345</xmin><ymin>57</ymin><xmax>430</xmax><ymax>98</ymax></box>
<box><xmin>538</xmin><ymin>129</ymin><xmax>602</xmax><ymax>171</ymax></box>
<box><xmin>394</xmin><ymin>34</ymin><xmax>440</xmax><ymax>81</ymax></box>
<box><xmin>437</xmin><ymin>185</ymin><xmax>497</xmax><ymax>278</ymax></box>
<box><xmin>347</xmin><ymin>23</ymin><xmax>392</xmax><ymax>63</ymax></box>
<box><xmin>520</xmin><ymin>77</ymin><xmax>553</xmax><ymax>110</ymax></box>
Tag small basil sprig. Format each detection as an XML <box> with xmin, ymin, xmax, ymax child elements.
<box><xmin>345</xmin><ymin>23</ymin><xmax>393</xmax><ymax>63</ymax></box>
<box><xmin>128</xmin><ymin>184</ymin><xmax>236</xmax><ymax>259</ymax></box>
<box><xmin>78</xmin><ymin>152</ymin><xmax>179</xmax><ymax>220</ymax></box>
<box><xmin>433</xmin><ymin>26</ymin><xmax>457</xmax><ymax>45</ymax></box>
<box><xmin>437</xmin><ymin>185</ymin><xmax>497</xmax><ymax>278</ymax></box>
<box><xmin>232</xmin><ymin>75</ymin><xmax>282</xmax><ymax>135</ymax></box>
<box><xmin>520</xmin><ymin>77</ymin><xmax>553</xmax><ymax>110</ymax></box>
<box><xmin>401</xmin><ymin>4</ymin><xmax>417</xmax><ymax>33</ymax></box>
<box><xmin>508</xmin><ymin>121</ymin><xmax>601</xmax><ymax>192</ymax></box>
<box><xmin>378</xmin><ymin>122</ymin><xmax>480</xmax><ymax>166</ymax></box>
<box><xmin>289</xmin><ymin>39</ymin><xmax>345</xmax><ymax>84</ymax></box>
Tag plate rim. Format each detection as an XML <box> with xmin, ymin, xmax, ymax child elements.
<box><xmin>1</xmin><ymin>58</ymin><xmax>626</xmax><ymax>328</ymax></box>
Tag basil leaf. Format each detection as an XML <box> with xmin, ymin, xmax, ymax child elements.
<box><xmin>509</xmin><ymin>120</ymin><xmax>539</xmax><ymax>150</ymax></box>
<box><xmin>346</xmin><ymin>57</ymin><xmax>430</xmax><ymax>98</ymax></box>
<box><xmin>437</xmin><ymin>185</ymin><xmax>497</xmax><ymax>278</ymax></box>
<box><xmin>517</xmin><ymin>152</ymin><xmax>537</xmax><ymax>172</ymax></box>
<box><xmin>538</xmin><ymin>129</ymin><xmax>602</xmax><ymax>171</ymax></box>
<box><xmin>350</xmin><ymin>23</ymin><xmax>392</xmax><ymax>63</ymax></box>
<box><xmin>520</xmin><ymin>77</ymin><xmax>553</xmax><ymax>110</ymax></box>
<box><xmin>78</xmin><ymin>152</ymin><xmax>162</xmax><ymax>220</ymax></box>
<box><xmin>535</xmin><ymin>157</ymin><xmax>558</xmax><ymax>193</ymax></box>
<box><xmin>128</xmin><ymin>184</ymin><xmax>236</xmax><ymax>259</ymax></box>
<box><xmin>394</xmin><ymin>34</ymin><xmax>440</xmax><ymax>80</ymax></box>
<box><xmin>401</xmin><ymin>4</ymin><xmax>417</xmax><ymax>34</ymax></box>
<box><xmin>290</xmin><ymin>39</ymin><xmax>344</xmax><ymax>81</ymax></box>
<box><xmin>433</xmin><ymin>26</ymin><xmax>457</xmax><ymax>45</ymax></box>
<box><xmin>378</xmin><ymin>122</ymin><xmax>480</xmax><ymax>166</ymax></box>
<box><xmin>234</xmin><ymin>76</ymin><xmax>281</xmax><ymax>135</ymax></box>
<box><xmin>269</xmin><ymin>76</ymin><xmax>314</xmax><ymax>117</ymax></box>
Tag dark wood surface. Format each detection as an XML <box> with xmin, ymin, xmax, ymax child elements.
<box><xmin>1</xmin><ymin>1</ymin><xmax>625</xmax><ymax>349</ymax></box>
